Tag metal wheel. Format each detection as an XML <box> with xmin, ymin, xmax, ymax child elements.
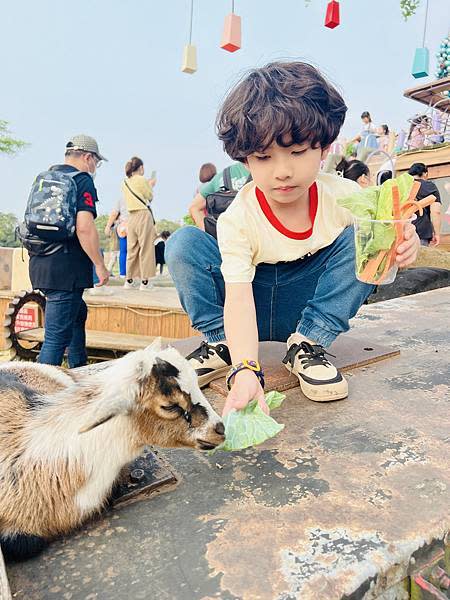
<box><xmin>3</xmin><ymin>290</ymin><xmax>46</xmax><ymax>360</ymax></box>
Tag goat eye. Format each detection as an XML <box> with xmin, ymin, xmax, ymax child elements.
<box><xmin>161</xmin><ymin>404</ymin><xmax>179</xmax><ymax>413</ymax></box>
<box><xmin>183</xmin><ymin>410</ymin><xmax>192</xmax><ymax>425</ymax></box>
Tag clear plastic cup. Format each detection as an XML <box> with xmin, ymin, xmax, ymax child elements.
<box><xmin>353</xmin><ymin>217</ymin><xmax>408</xmax><ymax>286</ymax></box>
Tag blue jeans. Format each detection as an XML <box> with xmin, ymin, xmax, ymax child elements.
<box><xmin>38</xmin><ymin>289</ymin><xmax>88</xmax><ymax>368</ymax></box>
<box><xmin>165</xmin><ymin>226</ymin><xmax>374</xmax><ymax>348</ymax></box>
<box><xmin>119</xmin><ymin>235</ymin><xmax>127</xmax><ymax>276</ymax></box>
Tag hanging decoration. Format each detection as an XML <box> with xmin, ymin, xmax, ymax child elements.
<box><xmin>435</xmin><ymin>33</ymin><xmax>450</xmax><ymax>84</ymax></box>
<box><xmin>182</xmin><ymin>0</ymin><xmax>197</xmax><ymax>74</ymax></box>
<box><xmin>221</xmin><ymin>0</ymin><xmax>241</xmax><ymax>52</ymax></box>
<box><xmin>411</xmin><ymin>0</ymin><xmax>429</xmax><ymax>78</ymax></box>
<box><xmin>324</xmin><ymin>1</ymin><xmax>340</xmax><ymax>29</ymax></box>
<box><xmin>400</xmin><ymin>0</ymin><xmax>421</xmax><ymax>20</ymax></box>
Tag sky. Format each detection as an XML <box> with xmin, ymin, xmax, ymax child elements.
<box><xmin>1</xmin><ymin>0</ymin><xmax>449</xmax><ymax>222</ymax></box>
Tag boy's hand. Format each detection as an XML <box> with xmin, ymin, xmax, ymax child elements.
<box><xmin>222</xmin><ymin>369</ymin><xmax>268</xmax><ymax>417</ymax></box>
<box><xmin>396</xmin><ymin>222</ymin><xmax>420</xmax><ymax>268</ymax></box>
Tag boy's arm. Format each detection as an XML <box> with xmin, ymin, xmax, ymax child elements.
<box><xmin>222</xmin><ymin>282</ymin><xmax>268</xmax><ymax>416</ymax></box>
<box><xmin>188</xmin><ymin>193</ymin><xmax>207</xmax><ymax>229</ymax></box>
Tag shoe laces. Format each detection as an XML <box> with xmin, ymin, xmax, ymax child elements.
<box><xmin>282</xmin><ymin>341</ymin><xmax>335</xmax><ymax>371</ymax></box>
<box><xmin>186</xmin><ymin>341</ymin><xmax>215</xmax><ymax>364</ymax></box>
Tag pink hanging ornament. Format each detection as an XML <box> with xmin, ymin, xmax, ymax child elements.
<box><xmin>221</xmin><ymin>13</ymin><xmax>241</xmax><ymax>52</ymax></box>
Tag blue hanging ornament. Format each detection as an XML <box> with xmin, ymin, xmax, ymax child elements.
<box><xmin>412</xmin><ymin>0</ymin><xmax>430</xmax><ymax>78</ymax></box>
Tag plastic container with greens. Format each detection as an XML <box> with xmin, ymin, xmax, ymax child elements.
<box><xmin>337</xmin><ymin>173</ymin><xmax>436</xmax><ymax>285</ymax></box>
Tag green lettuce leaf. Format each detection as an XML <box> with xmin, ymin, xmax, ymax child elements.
<box><xmin>212</xmin><ymin>391</ymin><xmax>286</xmax><ymax>453</ymax></box>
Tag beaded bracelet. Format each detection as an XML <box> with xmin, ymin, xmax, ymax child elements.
<box><xmin>226</xmin><ymin>359</ymin><xmax>265</xmax><ymax>391</ymax></box>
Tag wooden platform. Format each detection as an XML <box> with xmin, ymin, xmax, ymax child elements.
<box><xmin>0</xmin><ymin>287</ymin><xmax>198</xmax><ymax>352</ymax></box>
<box><xmin>18</xmin><ymin>328</ymin><xmax>175</xmax><ymax>355</ymax></box>
<box><xmin>403</xmin><ymin>74</ymin><xmax>450</xmax><ymax>111</ymax></box>
<box><xmin>395</xmin><ymin>143</ymin><xmax>450</xmax><ymax>179</ymax></box>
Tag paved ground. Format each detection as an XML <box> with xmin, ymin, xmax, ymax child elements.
<box><xmin>6</xmin><ymin>289</ymin><xmax>450</xmax><ymax>600</ymax></box>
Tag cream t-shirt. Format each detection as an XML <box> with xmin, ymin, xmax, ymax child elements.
<box><xmin>216</xmin><ymin>172</ymin><xmax>360</xmax><ymax>283</ymax></box>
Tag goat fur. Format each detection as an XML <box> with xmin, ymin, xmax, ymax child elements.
<box><xmin>0</xmin><ymin>343</ymin><xmax>223</xmax><ymax>560</ymax></box>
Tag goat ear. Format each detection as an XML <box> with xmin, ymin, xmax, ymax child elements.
<box><xmin>151</xmin><ymin>357</ymin><xmax>180</xmax><ymax>380</ymax></box>
<box><xmin>78</xmin><ymin>413</ymin><xmax>117</xmax><ymax>434</ymax></box>
<box><xmin>145</xmin><ymin>337</ymin><xmax>163</xmax><ymax>353</ymax></box>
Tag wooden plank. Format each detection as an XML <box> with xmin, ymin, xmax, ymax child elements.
<box><xmin>0</xmin><ymin>548</ymin><xmax>12</xmax><ymax>600</ymax></box>
<box><xmin>83</xmin><ymin>286</ymin><xmax>185</xmax><ymax>311</ymax></box>
<box><xmin>395</xmin><ymin>145</ymin><xmax>450</xmax><ymax>177</ymax></box>
<box><xmin>18</xmin><ymin>328</ymin><xmax>177</xmax><ymax>353</ymax></box>
<box><xmin>403</xmin><ymin>75</ymin><xmax>450</xmax><ymax>109</ymax></box>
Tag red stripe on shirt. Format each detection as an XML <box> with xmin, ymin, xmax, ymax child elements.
<box><xmin>255</xmin><ymin>182</ymin><xmax>318</xmax><ymax>240</ymax></box>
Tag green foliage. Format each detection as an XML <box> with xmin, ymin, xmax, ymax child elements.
<box><xmin>0</xmin><ymin>213</ymin><xmax>20</xmax><ymax>247</ymax></box>
<box><xmin>95</xmin><ymin>215</ymin><xmax>110</xmax><ymax>251</ymax></box>
<box><xmin>155</xmin><ymin>219</ymin><xmax>181</xmax><ymax>234</ymax></box>
<box><xmin>182</xmin><ymin>214</ymin><xmax>195</xmax><ymax>226</ymax></box>
<box><xmin>400</xmin><ymin>0</ymin><xmax>420</xmax><ymax>19</ymax></box>
<box><xmin>344</xmin><ymin>142</ymin><xmax>357</xmax><ymax>158</ymax></box>
<box><xmin>0</xmin><ymin>121</ymin><xmax>27</xmax><ymax>156</ymax></box>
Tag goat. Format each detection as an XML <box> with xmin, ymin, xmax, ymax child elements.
<box><xmin>0</xmin><ymin>341</ymin><xmax>225</xmax><ymax>561</ymax></box>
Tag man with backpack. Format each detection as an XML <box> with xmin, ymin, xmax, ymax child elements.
<box><xmin>188</xmin><ymin>163</ymin><xmax>250</xmax><ymax>235</ymax></box>
<box><xmin>25</xmin><ymin>135</ymin><xmax>109</xmax><ymax>368</ymax></box>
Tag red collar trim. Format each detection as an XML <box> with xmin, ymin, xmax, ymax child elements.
<box><xmin>255</xmin><ymin>182</ymin><xmax>318</xmax><ymax>240</ymax></box>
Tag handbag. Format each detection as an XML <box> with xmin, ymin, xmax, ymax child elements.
<box><xmin>124</xmin><ymin>179</ymin><xmax>155</xmax><ymax>225</ymax></box>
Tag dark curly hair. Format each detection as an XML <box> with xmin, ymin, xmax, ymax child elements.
<box><xmin>216</xmin><ymin>61</ymin><xmax>347</xmax><ymax>161</ymax></box>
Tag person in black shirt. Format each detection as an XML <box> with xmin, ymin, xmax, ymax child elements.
<box><xmin>408</xmin><ymin>162</ymin><xmax>442</xmax><ymax>247</ymax></box>
<box><xmin>29</xmin><ymin>135</ymin><xmax>109</xmax><ymax>367</ymax></box>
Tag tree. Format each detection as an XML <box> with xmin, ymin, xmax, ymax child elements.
<box><xmin>155</xmin><ymin>219</ymin><xmax>181</xmax><ymax>234</ymax></box>
<box><xmin>400</xmin><ymin>0</ymin><xmax>421</xmax><ymax>19</ymax></box>
<box><xmin>0</xmin><ymin>213</ymin><xmax>20</xmax><ymax>247</ymax></box>
<box><xmin>183</xmin><ymin>214</ymin><xmax>195</xmax><ymax>226</ymax></box>
<box><xmin>0</xmin><ymin>121</ymin><xmax>27</xmax><ymax>156</ymax></box>
<box><xmin>95</xmin><ymin>215</ymin><xmax>110</xmax><ymax>251</ymax></box>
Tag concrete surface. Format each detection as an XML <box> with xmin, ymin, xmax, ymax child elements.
<box><xmin>6</xmin><ymin>289</ymin><xmax>450</xmax><ymax>600</ymax></box>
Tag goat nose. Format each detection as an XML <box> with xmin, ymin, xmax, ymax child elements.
<box><xmin>215</xmin><ymin>422</ymin><xmax>225</xmax><ymax>436</ymax></box>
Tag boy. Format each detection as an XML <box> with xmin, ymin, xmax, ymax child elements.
<box><xmin>166</xmin><ymin>62</ymin><xmax>419</xmax><ymax>416</ymax></box>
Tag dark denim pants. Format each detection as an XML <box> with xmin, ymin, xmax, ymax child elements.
<box><xmin>38</xmin><ymin>288</ymin><xmax>88</xmax><ymax>368</ymax></box>
<box><xmin>165</xmin><ymin>226</ymin><xmax>374</xmax><ymax>348</ymax></box>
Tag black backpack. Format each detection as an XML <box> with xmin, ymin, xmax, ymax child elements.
<box><xmin>17</xmin><ymin>169</ymin><xmax>82</xmax><ymax>256</ymax></box>
<box><xmin>204</xmin><ymin>167</ymin><xmax>251</xmax><ymax>238</ymax></box>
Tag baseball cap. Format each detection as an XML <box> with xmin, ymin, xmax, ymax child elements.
<box><xmin>65</xmin><ymin>134</ymin><xmax>108</xmax><ymax>162</ymax></box>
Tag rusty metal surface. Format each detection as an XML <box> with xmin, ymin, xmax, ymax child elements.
<box><xmin>6</xmin><ymin>289</ymin><xmax>450</xmax><ymax>600</ymax></box>
<box><xmin>108</xmin><ymin>448</ymin><xmax>178</xmax><ymax>509</ymax></box>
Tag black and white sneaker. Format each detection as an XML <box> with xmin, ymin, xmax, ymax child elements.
<box><xmin>185</xmin><ymin>341</ymin><xmax>232</xmax><ymax>388</ymax></box>
<box><xmin>282</xmin><ymin>335</ymin><xmax>348</xmax><ymax>402</ymax></box>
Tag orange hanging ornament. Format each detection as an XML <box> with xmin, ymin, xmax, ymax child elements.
<box><xmin>325</xmin><ymin>0</ymin><xmax>340</xmax><ymax>29</ymax></box>
<box><xmin>221</xmin><ymin>1</ymin><xmax>241</xmax><ymax>52</ymax></box>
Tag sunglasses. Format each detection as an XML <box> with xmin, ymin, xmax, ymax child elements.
<box><xmin>89</xmin><ymin>153</ymin><xmax>103</xmax><ymax>169</ymax></box>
